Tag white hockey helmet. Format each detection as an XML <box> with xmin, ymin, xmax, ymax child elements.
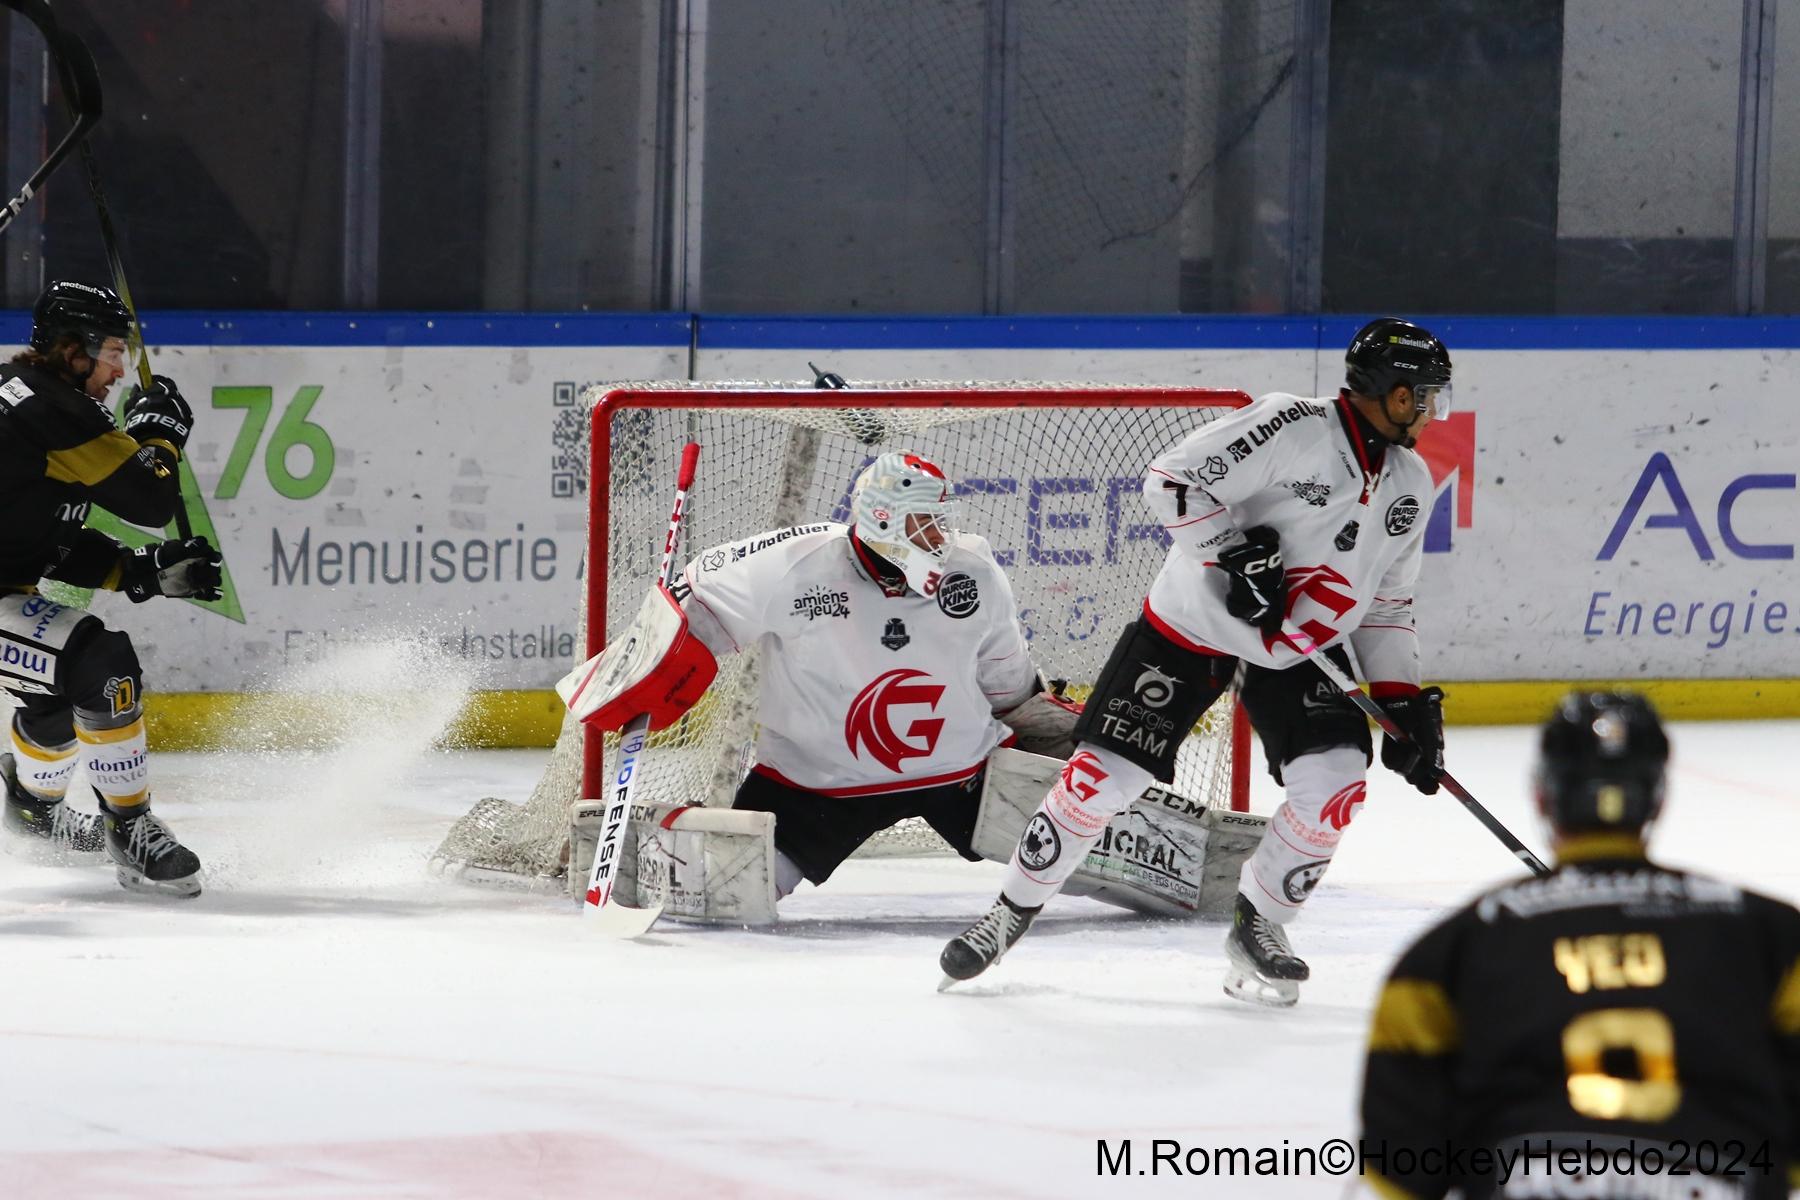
<box><xmin>850</xmin><ymin>451</ymin><xmax>959</xmax><ymax>595</ymax></box>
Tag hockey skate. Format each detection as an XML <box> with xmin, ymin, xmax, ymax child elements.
<box><xmin>938</xmin><ymin>893</ymin><xmax>1041</xmax><ymax>990</ymax></box>
<box><xmin>103</xmin><ymin>802</ymin><xmax>202</xmax><ymax>898</ymax></box>
<box><xmin>0</xmin><ymin>753</ymin><xmax>104</xmax><ymax>862</ymax></box>
<box><xmin>1222</xmin><ymin>892</ymin><xmax>1309</xmax><ymax>1008</ymax></box>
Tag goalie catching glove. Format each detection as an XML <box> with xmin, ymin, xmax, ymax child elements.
<box><xmin>121</xmin><ymin>537</ymin><xmax>222</xmax><ymax>602</ymax></box>
<box><xmin>557</xmin><ymin>584</ymin><xmax>719</xmax><ymax>732</ymax></box>
<box><xmin>997</xmin><ymin>678</ymin><xmax>1082</xmax><ymax>759</ymax></box>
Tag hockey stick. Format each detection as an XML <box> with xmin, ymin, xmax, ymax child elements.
<box><xmin>39</xmin><ymin>18</ymin><xmax>193</xmax><ymax>540</ymax></box>
<box><xmin>0</xmin><ymin>1</ymin><xmax>99</xmax><ymax>240</ymax></box>
<box><xmin>1276</xmin><ymin>623</ymin><xmax>1551</xmax><ymax>877</ymax></box>
<box><xmin>581</xmin><ymin>441</ymin><xmax>702</xmax><ymax>937</ymax></box>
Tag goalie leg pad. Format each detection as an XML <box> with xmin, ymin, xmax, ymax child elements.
<box><xmin>975</xmin><ymin>747</ymin><xmax>1267</xmax><ymax>918</ymax></box>
<box><xmin>570</xmin><ymin>798</ymin><xmax>778</xmax><ymax>925</ymax></box>
<box><xmin>1238</xmin><ymin>745</ymin><xmax>1365</xmax><ymax>923</ymax></box>
<box><xmin>1075</xmin><ymin>802</ymin><xmax>1268</xmax><ymax>919</ymax></box>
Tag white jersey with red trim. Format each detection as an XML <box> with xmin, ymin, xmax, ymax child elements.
<box><xmin>679</xmin><ymin>523</ymin><xmax>1038</xmax><ymax>796</ymax></box>
<box><xmin>1139</xmin><ymin>390</ymin><xmax>1429</xmax><ymax>689</ymax></box>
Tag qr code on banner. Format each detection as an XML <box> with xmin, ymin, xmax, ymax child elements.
<box><xmin>551</xmin><ymin>381</ymin><xmax>586</xmax><ymax>498</ymax></box>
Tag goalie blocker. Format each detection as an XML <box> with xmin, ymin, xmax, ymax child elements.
<box><xmin>557</xmin><ymin>583</ymin><xmax>717</xmax><ymax>732</ymax></box>
<box><xmin>570</xmin><ymin>748</ymin><xmax>1263</xmax><ymax>925</ymax></box>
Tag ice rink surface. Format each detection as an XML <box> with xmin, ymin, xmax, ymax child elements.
<box><xmin>2</xmin><ymin>712</ymin><xmax>1794</xmax><ymax>1199</ymax></box>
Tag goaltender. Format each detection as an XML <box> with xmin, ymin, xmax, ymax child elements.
<box><xmin>1359</xmin><ymin>692</ymin><xmax>1800</xmax><ymax>1199</ymax></box>
<box><xmin>563</xmin><ymin>448</ymin><xmax>1082</xmax><ymax>917</ymax></box>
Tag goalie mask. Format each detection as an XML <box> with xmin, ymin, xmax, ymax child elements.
<box><xmin>850</xmin><ymin>452</ymin><xmax>959</xmax><ymax>596</ymax></box>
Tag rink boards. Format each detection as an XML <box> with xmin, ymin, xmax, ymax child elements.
<box><xmin>5</xmin><ymin>312</ymin><xmax>1791</xmax><ymax>743</ymax></box>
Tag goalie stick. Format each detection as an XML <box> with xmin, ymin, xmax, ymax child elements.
<box><xmin>1277</xmin><ymin>622</ymin><xmax>1551</xmax><ymax>878</ymax></box>
<box><xmin>579</xmin><ymin>440</ymin><xmax>703</xmax><ymax>937</ymax></box>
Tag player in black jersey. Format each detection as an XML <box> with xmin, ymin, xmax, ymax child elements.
<box><xmin>0</xmin><ymin>281</ymin><xmax>220</xmax><ymax>896</ymax></box>
<box><xmin>1359</xmin><ymin>692</ymin><xmax>1800</xmax><ymax>1199</ymax></box>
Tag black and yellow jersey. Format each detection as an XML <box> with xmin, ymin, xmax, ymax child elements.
<box><xmin>0</xmin><ymin>360</ymin><xmax>180</xmax><ymax>590</ymax></box>
<box><xmin>1361</xmin><ymin>838</ymin><xmax>1800</xmax><ymax>1200</ymax></box>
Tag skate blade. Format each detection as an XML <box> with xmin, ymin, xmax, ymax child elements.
<box><xmin>1222</xmin><ymin>940</ymin><xmax>1300</xmax><ymax>1007</ymax></box>
<box><xmin>937</xmin><ymin>955</ymin><xmax>989</xmax><ymax>989</ymax></box>
<box><xmin>115</xmin><ymin>866</ymin><xmax>202</xmax><ymax>898</ymax></box>
<box><xmin>1222</xmin><ymin>968</ymin><xmax>1298</xmax><ymax>1008</ymax></box>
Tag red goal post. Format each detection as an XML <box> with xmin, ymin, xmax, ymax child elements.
<box><xmin>579</xmin><ymin>385</ymin><xmax>1252</xmax><ymax>816</ymax></box>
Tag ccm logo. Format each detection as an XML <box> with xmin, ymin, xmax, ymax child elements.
<box><xmin>1242</xmin><ymin>551</ymin><xmax>1282</xmax><ymax>573</ymax></box>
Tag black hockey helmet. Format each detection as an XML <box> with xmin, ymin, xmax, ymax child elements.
<box><xmin>1345</xmin><ymin>317</ymin><xmax>1452</xmax><ymax>414</ymax></box>
<box><xmin>29</xmin><ymin>280</ymin><xmax>132</xmax><ymax>355</ymax></box>
<box><xmin>1535</xmin><ymin>691</ymin><xmax>1669</xmax><ymax>836</ymax></box>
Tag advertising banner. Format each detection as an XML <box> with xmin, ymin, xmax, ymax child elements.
<box><xmin>704</xmin><ymin>321</ymin><xmax>1800</xmax><ymax>682</ymax></box>
<box><xmin>65</xmin><ymin>314</ymin><xmax>1799</xmax><ymax>700</ymax></box>
<box><xmin>1426</xmin><ymin>346</ymin><xmax>1800</xmax><ymax>679</ymax></box>
<box><xmin>90</xmin><ymin>317</ymin><xmax>687</xmax><ymax>693</ymax></box>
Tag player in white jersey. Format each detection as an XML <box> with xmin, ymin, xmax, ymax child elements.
<box><xmin>669</xmin><ymin>452</ymin><xmax>1073</xmax><ymax>900</ymax></box>
<box><xmin>941</xmin><ymin>318</ymin><xmax>1454</xmax><ymax>1005</ymax></box>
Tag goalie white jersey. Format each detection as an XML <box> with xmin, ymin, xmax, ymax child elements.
<box><xmin>680</xmin><ymin>524</ymin><xmax>1037</xmax><ymax>797</ymax></box>
<box><xmin>1140</xmin><ymin>390</ymin><xmax>1429</xmax><ymax>688</ymax></box>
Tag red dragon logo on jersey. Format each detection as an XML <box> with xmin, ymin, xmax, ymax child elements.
<box><xmin>1262</xmin><ymin>563</ymin><xmax>1360</xmax><ymax>652</ymax></box>
<box><xmin>845</xmin><ymin>669</ymin><xmax>947</xmax><ymax>773</ymax></box>
<box><xmin>1319</xmin><ymin>781</ymin><xmax>1366</xmax><ymax>831</ymax></box>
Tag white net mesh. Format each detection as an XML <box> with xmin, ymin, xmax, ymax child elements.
<box><xmin>433</xmin><ymin>382</ymin><xmax>1250</xmax><ymax>887</ymax></box>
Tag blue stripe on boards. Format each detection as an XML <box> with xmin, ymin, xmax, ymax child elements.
<box><xmin>0</xmin><ymin>311</ymin><xmax>1794</xmax><ymax>351</ymax></box>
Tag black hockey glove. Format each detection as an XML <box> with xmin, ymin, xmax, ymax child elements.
<box><xmin>121</xmin><ymin>537</ymin><xmax>222</xmax><ymax>603</ymax></box>
<box><xmin>1379</xmin><ymin>686</ymin><xmax>1446</xmax><ymax>795</ymax></box>
<box><xmin>1215</xmin><ymin>526</ymin><xmax>1287</xmax><ymax>635</ymax></box>
<box><xmin>122</xmin><ymin>375</ymin><xmax>193</xmax><ymax>452</ymax></box>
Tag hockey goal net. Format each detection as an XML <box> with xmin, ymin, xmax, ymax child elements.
<box><xmin>434</xmin><ymin>382</ymin><xmax>1253</xmax><ymax>890</ymax></box>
